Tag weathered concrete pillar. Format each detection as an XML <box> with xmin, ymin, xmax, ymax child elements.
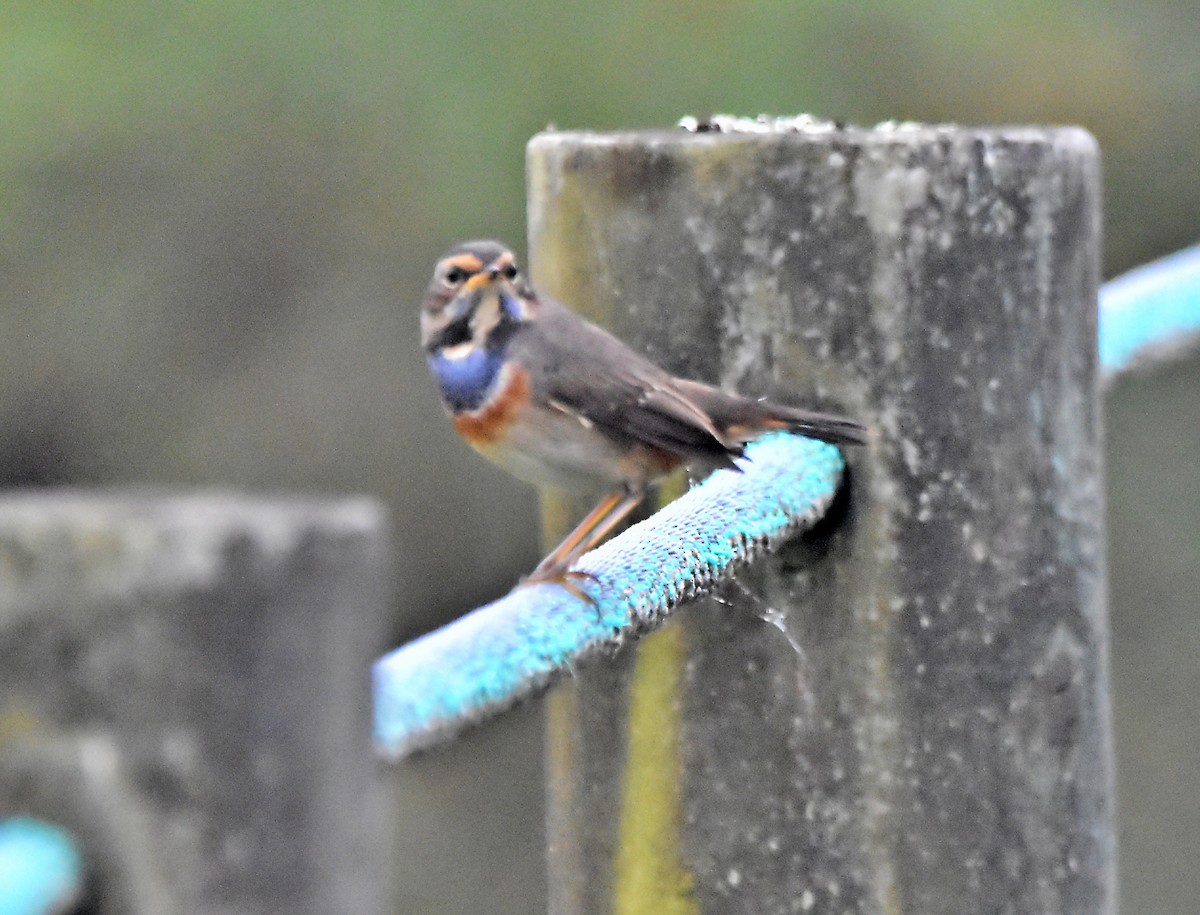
<box><xmin>528</xmin><ymin>121</ymin><xmax>1112</xmax><ymax>915</ymax></box>
<box><xmin>0</xmin><ymin>492</ymin><xmax>395</xmax><ymax>915</ymax></box>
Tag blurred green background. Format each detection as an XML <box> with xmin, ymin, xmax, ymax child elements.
<box><xmin>2</xmin><ymin>1</ymin><xmax>1197</xmax><ymax>912</ymax></box>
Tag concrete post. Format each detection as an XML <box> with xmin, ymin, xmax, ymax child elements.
<box><xmin>0</xmin><ymin>492</ymin><xmax>395</xmax><ymax>915</ymax></box>
<box><xmin>527</xmin><ymin>122</ymin><xmax>1112</xmax><ymax>915</ymax></box>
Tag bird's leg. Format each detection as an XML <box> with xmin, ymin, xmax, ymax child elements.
<box><xmin>533</xmin><ymin>489</ymin><xmax>626</xmax><ymax>575</ymax></box>
<box><xmin>565</xmin><ymin>487</ymin><xmax>645</xmax><ymax>559</ymax></box>
<box><xmin>522</xmin><ymin>485</ymin><xmax>645</xmax><ymax>601</ymax></box>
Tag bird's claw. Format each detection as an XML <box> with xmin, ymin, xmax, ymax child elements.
<box><xmin>518</xmin><ymin>566</ymin><xmax>600</xmax><ymax>606</ymax></box>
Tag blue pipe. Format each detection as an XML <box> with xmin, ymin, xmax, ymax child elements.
<box><xmin>374</xmin><ymin>243</ymin><xmax>1200</xmax><ymax>761</ymax></box>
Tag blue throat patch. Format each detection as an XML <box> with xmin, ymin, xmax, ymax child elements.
<box><xmin>428</xmin><ymin>294</ymin><xmax>524</xmax><ymax>412</ymax></box>
<box><xmin>428</xmin><ymin>345</ymin><xmax>506</xmax><ymax>412</ymax></box>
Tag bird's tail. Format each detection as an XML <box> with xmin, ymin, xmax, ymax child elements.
<box><xmin>753</xmin><ymin>403</ymin><xmax>870</xmax><ymax>446</ymax></box>
<box><xmin>671</xmin><ymin>379</ymin><xmax>870</xmax><ymax>447</ymax></box>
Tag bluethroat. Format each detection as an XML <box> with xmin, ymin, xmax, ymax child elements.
<box><xmin>421</xmin><ymin>240</ymin><xmax>868</xmax><ymax>592</ymax></box>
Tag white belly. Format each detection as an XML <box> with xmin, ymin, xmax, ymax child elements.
<box><xmin>476</xmin><ymin>402</ymin><xmax>631</xmax><ymax>490</ymax></box>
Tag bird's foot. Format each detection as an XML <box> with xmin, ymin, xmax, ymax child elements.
<box><xmin>518</xmin><ymin>566</ymin><xmax>600</xmax><ymax>606</ymax></box>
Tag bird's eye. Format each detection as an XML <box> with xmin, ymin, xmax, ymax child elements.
<box><xmin>501</xmin><ymin>263</ymin><xmax>518</xmax><ymax>280</ymax></box>
<box><xmin>444</xmin><ymin>266</ymin><xmax>468</xmax><ymax>285</ymax></box>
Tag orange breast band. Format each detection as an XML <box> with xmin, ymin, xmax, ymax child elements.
<box><xmin>453</xmin><ymin>363</ymin><xmax>532</xmax><ymax>447</ymax></box>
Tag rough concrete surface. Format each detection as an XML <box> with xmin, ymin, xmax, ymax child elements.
<box><xmin>0</xmin><ymin>491</ymin><xmax>395</xmax><ymax>915</ymax></box>
<box><xmin>529</xmin><ymin>123</ymin><xmax>1112</xmax><ymax>915</ymax></box>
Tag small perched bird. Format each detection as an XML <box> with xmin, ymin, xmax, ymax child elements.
<box><xmin>421</xmin><ymin>240</ymin><xmax>868</xmax><ymax>591</ymax></box>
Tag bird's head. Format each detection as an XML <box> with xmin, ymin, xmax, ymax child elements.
<box><xmin>421</xmin><ymin>240</ymin><xmax>534</xmax><ymax>352</ymax></box>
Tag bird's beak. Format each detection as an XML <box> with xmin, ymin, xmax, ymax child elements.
<box><xmin>463</xmin><ymin>267</ymin><xmax>500</xmax><ymax>293</ymax></box>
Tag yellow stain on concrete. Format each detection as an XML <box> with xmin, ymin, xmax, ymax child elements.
<box><xmin>529</xmin><ymin>143</ymin><xmax>698</xmax><ymax>912</ymax></box>
<box><xmin>612</xmin><ymin>620</ymin><xmax>696</xmax><ymax>915</ymax></box>
<box><xmin>0</xmin><ymin>705</ymin><xmax>43</xmax><ymax>745</ymax></box>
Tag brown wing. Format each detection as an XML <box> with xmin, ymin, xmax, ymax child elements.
<box><xmin>510</xmin><ymin>298</ymin><xmax>743</xmax><ymax>467</ymax></box>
